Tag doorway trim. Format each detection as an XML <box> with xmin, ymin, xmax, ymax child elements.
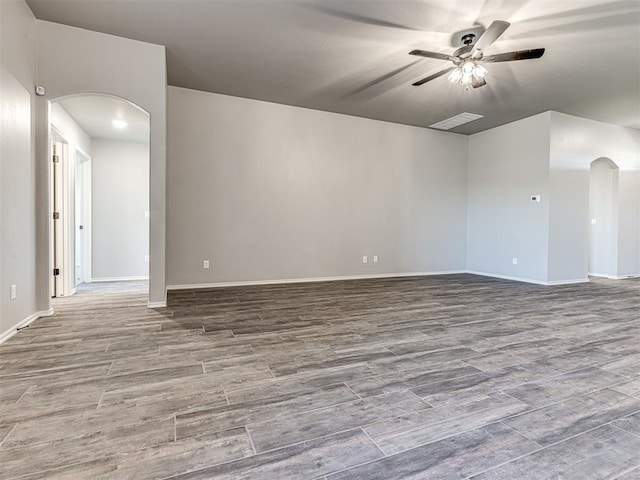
<box><xmin>40</xmin><ymin>92</ymin><xmax>160</xmax><ymax>309</ymax></box>
<box><xmin>50</xmin><ymin>127</ymin><xmax>71</xmax><ymax>297</ymax></box>
<box><xmin>75</xmin><ymin>147</ymin><xmax>92</xmax><ymax>286</ymax></box>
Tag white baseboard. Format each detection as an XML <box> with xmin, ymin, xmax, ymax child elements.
<box><xmin>467</xmin><ymin>271</ymin><xmax>549</xmax><ymax>285</ymax></box>
<box><xmin>546</xmin><ymin>278</ymin><xmax>590</xmax><ymax>285</ymax></box>
<box><xmin>90</xmin><ymin>276</ymin><xmax>149</xmax><ymax>283</ymax></box>
<box><xmin>166</xmin><ymin>270</ymin><xmax>468</xmax><ymax>291</ymax></box>
<box><xmin>147</xmin><ymin>301</ymin><xmax>167</xmax><ymax>308</ymax></box>
<box><xmin>589</xmin><ymin>272</ymin><xmax>640</xmax><ymax>280</ymax></box>
<box><xmin>0</xmin><ymin>308</ymin><xmax>54</xmax><ymax>345</ymax></box>
<box><xmin>467</xmin><ymin>271</ymin><xmax>589</xmax><ymax>286</ymax></box>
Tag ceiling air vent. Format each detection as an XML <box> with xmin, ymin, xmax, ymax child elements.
<box><xmin>429</xmin><ymin>112</ymin><xmax>483</xmax><ymax>130</ymax></box>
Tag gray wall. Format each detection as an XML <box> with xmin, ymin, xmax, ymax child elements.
<box><xmin>0</xmin><ymin>0</ymin><xmax>40</xmax><ymax>340</ymax></box>
<box><xmin>467</xmin><ymin>113</ymin><xmax>551</xmax><ymax>283</ymax></box>
<box><xmin>166</xmin><ymin>86</ymin><xmax>468</xmax><ymax>287</ymax></box>
<box><xmin>36</xmin><ymin>20</ymin><xmax>167</xmax><ymax>305</ymax></box>
<box><xmin>92</xmin><ymin>139</ymin><xmax>150</xmax><ymax>280</ymax></box>
<box><xmin>617</xmin><ymin>170</ymin><xmax>640</xmax><ymax>277</ymax></box>
<box><xmin>548</xmin><ymin>111</ymin><xmax>640</xmax><ymax>282</ymax></box>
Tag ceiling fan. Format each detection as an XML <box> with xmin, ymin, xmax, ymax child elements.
<box><xmin>409</xmin><ymin>20</ymin><xmax>545</xmax><ymax>89</ymax></box>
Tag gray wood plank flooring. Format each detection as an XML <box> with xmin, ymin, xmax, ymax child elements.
<box><xmin>1</xmin><ymin>274</ymin><xmax>639</xmax><ymax>479</ymax></box>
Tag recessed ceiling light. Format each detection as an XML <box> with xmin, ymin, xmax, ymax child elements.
<box><xmin>112</xmin><ymin>119</ymin><xmax>127</xmax><ymax>129</ymax></box>
<box><xmin>429</xmin><ymin>112</ymin><xmax>483</xmax><ymax>130</ymax></box>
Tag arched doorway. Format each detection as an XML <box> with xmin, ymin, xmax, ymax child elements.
<box><xmin>588</xmin><ymin>157</ymin><xmax>619</xmax><ymax>278</ymax></box>
<box><xmin>48</xmin><ymin>93</ymin><xmax>150</xmax><ymax>298</ymax></box>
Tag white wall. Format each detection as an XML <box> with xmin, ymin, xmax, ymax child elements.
<box><xmin>166</xmin><ymin>86</ymin><xmax>468</xmax><ymax>287</ymax></box>
<box><xmin>36</xmin><ymin>20</ymin><xmax>167</xmax><ymax>305</ymax></box>
<box><xmin>549</xmin><ymin>111</ymin><xmax>640</xmax><ymax>281</ymax></box>
<box><xmin>617</xmin><ymin>170</ymin><xmax>640</xmax><ymax>277</ymax></box>
<box><xmin>0</xmin><ymin>0</ymin><xmax>42</xmax><ymax>342</ymax></box>
<box><xmin>50</xmin><ymin>103</ymin><xmax>92</xmax><ymax>294</ymax></box>
<box><xmin>589</xmin><ymin>159</ymin><xmax>618</xmax><ymax>277</ymax></box>
<box><xmin>91</xmin><ymin>139</ymin><xmax>149</xmax><ymax>280</ymax></box>
<box><xmin>467</xmin><ymin>113</ymin><xmax>551</xmax><ymax>284</ymax></box>
<box><xmin>51</xmin><ymin>103</ymin><xmax>91</xmax><ymax>154</ymax></box>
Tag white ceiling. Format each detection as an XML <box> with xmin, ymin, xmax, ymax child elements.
<box><xmin>57</xmin><ymin>95</ymin><xmax>150</xmax><ymax>143</ymax></box>
<box><xmin>29</xmin><ymin>0</ymin><xmax>640</xmax><ymax>134</ymax></box>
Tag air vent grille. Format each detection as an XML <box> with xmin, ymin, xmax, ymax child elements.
<box><xmin>429</xmin><ymin>112</ymin><xmax>483</xmax><ymax>130</ymax></box>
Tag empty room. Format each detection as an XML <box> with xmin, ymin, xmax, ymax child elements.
<box><xmin>1</xmin><ymin>0</ymin><xmax>640</xmax><ymax>478</ymax></box>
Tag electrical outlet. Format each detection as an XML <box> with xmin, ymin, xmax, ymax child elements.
<box><xmin>373</xmin><ymin>255</ymin><xmax>378</xmax><ymax>263</ymax></box>
<box><xmin>10</xmin><ymin>284</ymin><xmax>17</xmax><ymax>300</ymax></box>
<box><xmin>362</xmin><ymin>256</ymin><xmax>368</xmax><ymax>264</ymax></box>
<box><xmin>144</xmin><ymin>254</ymin><xmax>150</xmax><ymax>263</ymax></box>
<box><xmin>512</xmin><ymin>257</ymin><xmax>518</xmax><ymax>265</ymax></box>
<box><xmin>203</xmin><ymin>260</ymin><xmax>210</xmax><ymax>269</ymax></box>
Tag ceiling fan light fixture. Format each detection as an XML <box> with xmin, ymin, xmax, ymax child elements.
<box><xmin>473</xmin><ymin>64</ymin><xmax>488</xmax><ymax>79</ymax></box>
<box><xmin>448</xmin><ymin>67</ymin><xmax>463</xmax><ymax>83</ymax></box>
<box><xmin>462</xmin><ymin>61</ymin><xmax>475</xmax><ymax>75</ymax></box>
<box><xmin>447</xmin><ymin>61</ymin><xmax>487</xmax><ymax>86</ymax></box>
<box><xmin>409</xmin><ymin>19</ymin><xmax>543</xmax><ymax>89</ymax></box>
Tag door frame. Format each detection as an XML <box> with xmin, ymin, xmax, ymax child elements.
<box><xmin>75</xmin><ymin>147</ymin><xmax>92</xmax><ymax>286</ymax></box>
<box><xmin>50</xmin><ymin>128</ymin><xmax>69</xmax><ymax>297</ymax></box>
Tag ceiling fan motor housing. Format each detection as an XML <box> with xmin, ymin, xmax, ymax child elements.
<box><xmin>451</xmin><ymin>25</ymin><xmax>486</xmax><ymax>48</ymax></box>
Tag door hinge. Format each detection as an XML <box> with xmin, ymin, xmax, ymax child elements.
<box><xmin>53</xmin><ymin>212</ymin><xmax>60</xmax><ymax>220</ymax></box>
<box><xmin>53</xmin><ymin>268</ymin><xmax>60</xmax><ymax>276</ymax></box>
<box><xmin>52</xmin><ymin>155</ymin><xmax>60</xmax><ymax>163</ymax></box>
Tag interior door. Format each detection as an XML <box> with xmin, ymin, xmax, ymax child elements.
<box><xmin>52</xmin><ymin>140</ymin><xmax>64</xmax><ymax>296</ymax></box>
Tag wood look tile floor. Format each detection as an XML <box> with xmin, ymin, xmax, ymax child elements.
<box><xmin>1</xmin><ymin>274</ymin><xmax>640</xmax><ymax>479</ymax></box>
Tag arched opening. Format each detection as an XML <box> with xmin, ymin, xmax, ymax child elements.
<box><xmin>588</xmin><ymin>157</ymin><xmax>619</xmax><ymax>278</ymax></box>
<box><xmin>48</xmin><ymin>93</ymin><xmax>150</xmax><ymax>298</ymax></box>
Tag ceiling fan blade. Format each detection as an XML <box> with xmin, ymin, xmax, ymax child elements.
<box><xmin>482</xmin><ymin>48</ymin><xmax>545</xmax><ymax>63</ymax></box>
<box><xmin>472</xmin><ymin>77</ymin><xmax>487</xmax><ymax>89</ymax></box>
<box><xmin>409</xmin><ymin>49</ymin><xmax>453</xmax><ymax>61</ymax></box>
<box><xmin>473</xmin><ymin>20</ymin><xmax>510</xmax><ymax>52</ymax></box>
<box><xmin>412</xmin><ymin>67</ymin><xmax>455</xmax><ymax>86</ymax></box>
<box><xmin>453</xmin><ymin>44</ymin><xmax>473</xmax><ymax>58</ymax></box>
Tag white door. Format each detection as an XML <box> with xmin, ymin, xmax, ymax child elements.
<box><xmin>52</xmin><ymin>140</ymin><xmax>65</xmax><ymax>296</ymax></box>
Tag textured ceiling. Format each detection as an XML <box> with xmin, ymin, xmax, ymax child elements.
<box><xmin>27</xmin><ymin>0</ymin><xmax>640</xmax><ymax>134</ymax></box>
